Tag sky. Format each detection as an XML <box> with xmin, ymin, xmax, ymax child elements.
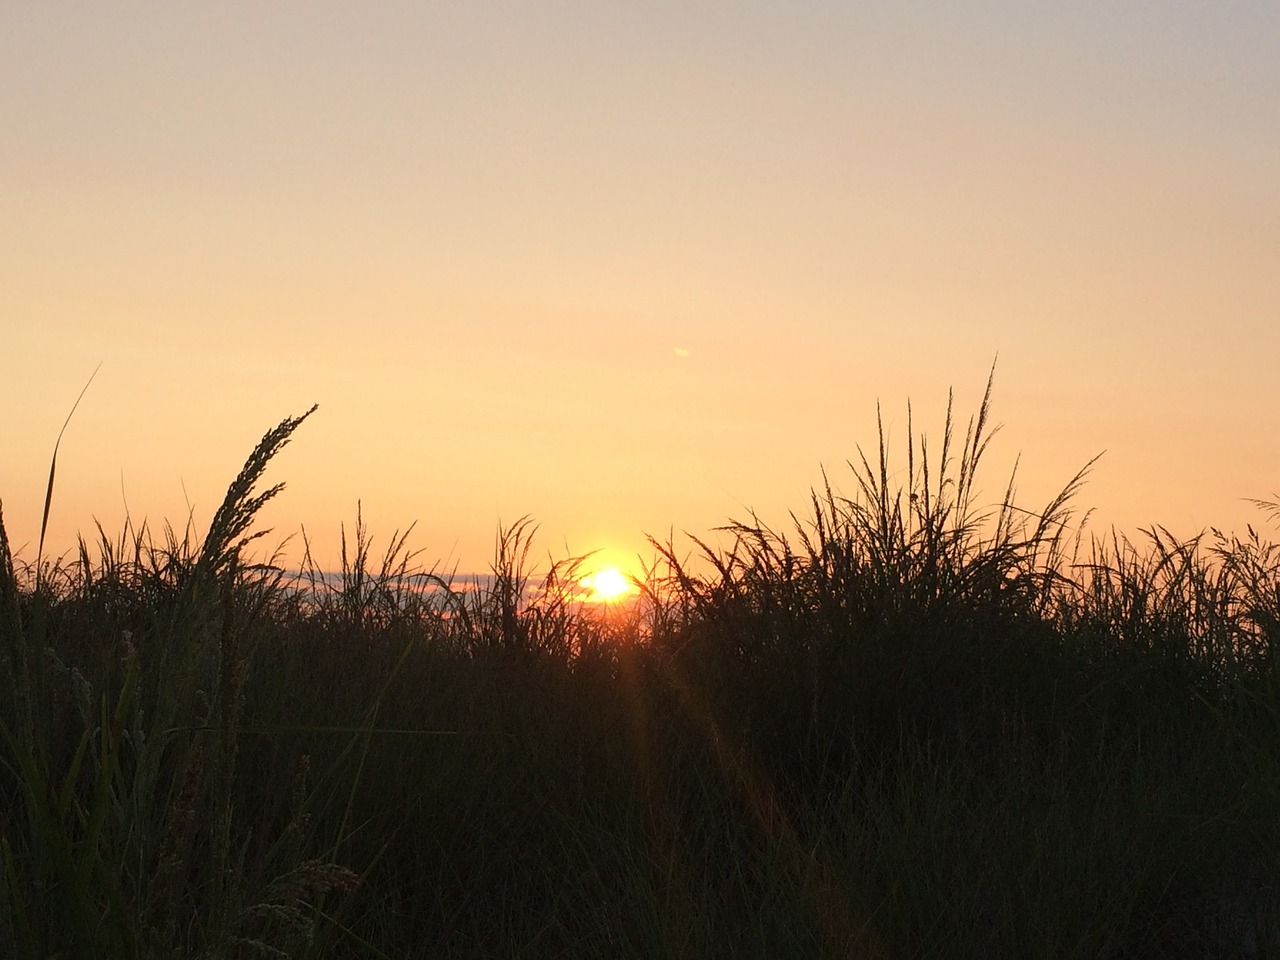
<box><xmin>2</xmin><ymin>2</ymin><xmax>1278</xmax><ymax>580</ymax></box>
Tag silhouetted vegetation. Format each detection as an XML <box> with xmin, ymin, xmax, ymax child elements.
<box><xmin>3</xmin><ymin>376</ymin><xmax>1277</xmax><ymax>958</ymax></box>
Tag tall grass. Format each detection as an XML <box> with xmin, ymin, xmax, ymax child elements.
<box><xmin>1</xmin><ymin>404</ymin><xmax>359</xmax><ymax>959</ymax></box>
<box><xmin>2</xmin><ymin>376</ymin><xmax>1277</xmax><ymax>958</ymax></box>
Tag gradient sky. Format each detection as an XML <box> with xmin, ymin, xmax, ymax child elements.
<box><xmin>3</xmin><ymin>2</ymin><xmax>1278</xmax><ymax>578</ymax></box>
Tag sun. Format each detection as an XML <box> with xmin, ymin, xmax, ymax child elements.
<box><xmin>580</xmin><ymin>567</ymin><xmax>635</xmax><ymax>603</ymax></box>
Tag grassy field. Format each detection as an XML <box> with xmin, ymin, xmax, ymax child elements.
<box><xmin>3</xmin><ymin>381</ymin><xmax>1278</xmax><ymax>959</ymax></box>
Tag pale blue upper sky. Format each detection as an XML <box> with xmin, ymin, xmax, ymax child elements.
<box><xmin>3</xmin><ymin>2</ymin><xmax>1277</xmax><ymax>574</ymax></box>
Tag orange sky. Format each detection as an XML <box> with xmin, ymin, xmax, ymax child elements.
<box><xmin>2</xmin><ymin>3</ymin><xmax>1278</xmax><ymax>579</ymax></box>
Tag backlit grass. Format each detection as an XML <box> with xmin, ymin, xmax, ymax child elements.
<box><xmin>2</xmin><ymin>375</ymin><xmax>1277</xmax><ymax>958</ymax></box>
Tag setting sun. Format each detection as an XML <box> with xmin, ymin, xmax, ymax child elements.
<box><xmin>580</xmin><ymin>567</ymin><xmax>635</xmax><ymax>603</ymax></box>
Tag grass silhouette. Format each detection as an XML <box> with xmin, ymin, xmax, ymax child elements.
<box><xmin>2</xmin><ymin>375</ymin><xmax>1277</xmax><ymax>958</ymax></box>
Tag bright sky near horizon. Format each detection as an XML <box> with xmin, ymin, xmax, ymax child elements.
<box><xmin>2</xmin><ymin>2</ymin><xmax>1278</xmax><ymax>578</ymax></box>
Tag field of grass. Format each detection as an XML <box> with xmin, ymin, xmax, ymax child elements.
<box><xmin>3</xmin><ymin>379</ymin><xmax>1278</xmax><ymax>959</ymax></box>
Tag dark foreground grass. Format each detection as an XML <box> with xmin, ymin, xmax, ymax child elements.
<box><xmin>3</xmin><ymin>379</ymin><xmax>1278</xmax><ymax>959</ymax></box>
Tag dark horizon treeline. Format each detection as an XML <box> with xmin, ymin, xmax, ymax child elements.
<box><xmin>2</xmin><ymin>386</ymin><xmax>1278</xmax><ymax>959</ymax></box>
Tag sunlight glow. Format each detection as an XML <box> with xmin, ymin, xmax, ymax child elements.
<box><xmin>580</xmin><ymin>567</ymin><xmax>635</xmax><ymax>603</ymax></box>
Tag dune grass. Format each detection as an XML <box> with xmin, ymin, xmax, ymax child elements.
<box><xmin>2</xmin><ymin>376</ymin><xmax>1278</xmax><ymax>958</ymax></box>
